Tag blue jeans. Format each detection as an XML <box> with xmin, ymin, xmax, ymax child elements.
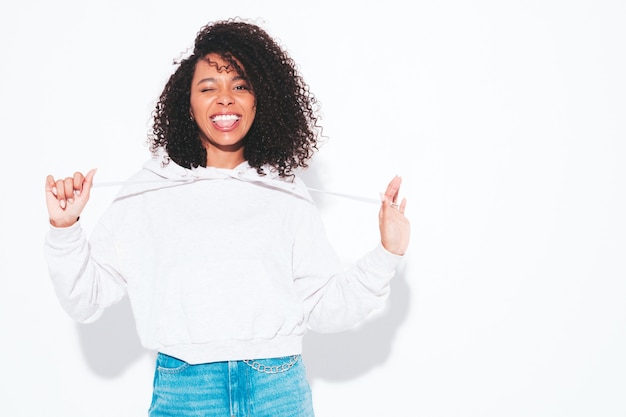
<box><xmin>148</xmin><ymin>353</ymin><xmax>315</xmax><ymax>417</ymax></box>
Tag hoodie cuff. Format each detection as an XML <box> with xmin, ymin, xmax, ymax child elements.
<box><xmin>373</xmin><ymin>242</ymin><xmax>404</xmax><ymax>265</ymax></box>
<box><xmin>46</xmin><ymin>221</ymin><xmax>84</xmax><ymax>246</ymax></box>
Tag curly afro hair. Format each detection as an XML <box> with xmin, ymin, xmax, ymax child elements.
<box><xmin>148</xmin><ymin>18</ymin><xmax>322</xmax><ymax>177</ymax></box>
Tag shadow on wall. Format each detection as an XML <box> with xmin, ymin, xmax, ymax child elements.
<box><xmin>76</xmin><ymin>298</ymin><xmax>148</xmax><ymax>378</ymax></box>
<box><xmin>303</xmin><ymin>262</ymin><xmax>411</xmax><ymax>383</ymax></box>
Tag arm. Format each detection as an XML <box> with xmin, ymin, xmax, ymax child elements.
<box><xmin>44</xmin><ymin>170</ymin><xmax>126</xmax><ymax>323</ymax></box>
<box><xmin>296</xmin><ymin>177</ymin><xmax>411</xmax><ymax>333</ymax></box>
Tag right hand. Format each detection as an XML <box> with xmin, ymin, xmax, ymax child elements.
<box><xmin>45</xmin><ymin>169</ymin><xmax>97</xmax><ymax>227</ymax></box>
<box><xmin>379</xmin><ymin>175</ymin><xmax>410</xmax><ymax>256</ymax></box>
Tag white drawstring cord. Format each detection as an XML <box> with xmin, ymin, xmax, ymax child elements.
<box><xmin>92</xmin><ymin>180</ymin><xmax>381</xmax><ymax>205</ymax></box>
<box><xmin>92</xmin><ymin>179</ymin><xmax>193</xmax><ymax>188</ymax></box>
<box><xmin>306</xmin><ymin>188</ymin><xmax>380</xmax><ymax>204</ymax></box>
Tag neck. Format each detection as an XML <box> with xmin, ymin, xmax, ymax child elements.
<box><xmin>205</xmin><ymin>148</ymin><xmax>246</xmax><ymax>169</ymax></box>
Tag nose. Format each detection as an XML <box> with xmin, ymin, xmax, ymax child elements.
<box><xmin>217</xmin><ymin>90</ymin><xmax>234</xmax><ymax>106</ymax></box>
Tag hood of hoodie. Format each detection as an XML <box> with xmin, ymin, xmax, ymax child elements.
<box><xmin>112</xmin><ymin>156</ymin><xmax>315</xmax><ymax>204</ymax></box>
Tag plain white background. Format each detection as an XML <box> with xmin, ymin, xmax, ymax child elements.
<box><xmin>1</xmin><ymin>0</ymin><xmax>625</xmax><ymax>416</ymax></box>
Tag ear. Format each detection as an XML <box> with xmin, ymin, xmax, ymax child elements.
<box><xmin>189</xmin><ymin>108</ymin><xmax>195</xmax><ymax>121</ymax></box>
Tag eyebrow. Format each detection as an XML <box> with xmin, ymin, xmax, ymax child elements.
<box><xmin>195</xmin><ymin>75</ymin><xmax>246</xmax><ymax>86</ymax></box>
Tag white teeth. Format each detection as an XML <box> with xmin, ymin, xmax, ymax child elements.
<box><xmin>212</xmin><ymin>114</ymin><xmax>239</xmax><ymax>121</ymax></box>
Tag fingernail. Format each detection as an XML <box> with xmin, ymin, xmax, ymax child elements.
<box><xmin>52</xmin><ymin>187</ymin><xmax>58</xmax><ymax>196</ymax></box>
<box><xmin>75</xmin><ymin>189</ymin><xmax>81</xmax><ymax>197</ymax></box>
<box><xmin>60</xmin><ymin>200</ymin><xmax>66</xmax><ymax>209</ymax></box>
<box><xmin>68</xmin><ymin>198</ymin><xmax>74</xmax><ymax>204</ymax></box>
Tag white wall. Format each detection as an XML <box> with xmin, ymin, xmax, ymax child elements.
<box><xmin>1</xmin><ymin>0</ymin><xmax>625</xmax><ymax>415</ymax></box>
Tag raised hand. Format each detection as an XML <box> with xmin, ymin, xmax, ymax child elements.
<box><xmin>379</xmin><ymin>175</ymin><xmax>410</xmax><ymax>256</ymax></box>
<box><xmin>45</xmin><ymin>169</ymin><xmax>97</xmax><ymax>228</ymax></box>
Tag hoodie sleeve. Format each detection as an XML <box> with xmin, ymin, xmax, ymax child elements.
<box><xmin>43</xmin><ymin>221</ymin><xmax>126</xmax><ymax>323</ymax></box>
<box><xmin>292</xmin><ymin>203</ymin><xmax>404</xmax><ymax>333</ymax></box>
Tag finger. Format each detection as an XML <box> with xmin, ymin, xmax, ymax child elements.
<box><xmin>384</xmin><ymin>176</ymin><xmax>402</xmax><ymax>203</ymax></box>
<box><xmin>81</xmin><ymin>168</ymin><xmax>97</xmax><ymax>200</ymax></box>
<box><xmin>398</xmin><ymin>197</ymin><xmax>407</xmax><ymax>215</ymax></box>
<box><xmin>85</xmin><ymin>168</ymin><xmax>97</xmax><ymax>186</ymax></box>
<box><xmin>73</xmin><ymin>172</ymin><xmax>85</xmax><ymax>196</ymax></box>
<box><xmin>63</xmin><ymin>177</ymin><xmax>76</xmax><ymax>204</ymax></box>
<box><xmin>379</xmin><ymin>195</ymin><xmax>396</xmax><ymax>222</ymax></box>
<box><xmin>55</xmin><ymin>179</ymin><xmax>68</xmax><ymax>208</ymax></box>
<box><xmin>45</xmin><ymin>175</ymin><xmax>58</xmax><ymax>196</ymax></box>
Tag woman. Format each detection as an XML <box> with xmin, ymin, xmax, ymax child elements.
<box><xmin>44</xmin><ymin>18</ymin><xmax>410</xmax><ymax>417</ymax></box>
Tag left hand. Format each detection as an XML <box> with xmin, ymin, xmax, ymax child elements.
<box><xmin>379</xmin><ymin>176</ymin><xmax>410</xmax><ymax>255</ymax></box>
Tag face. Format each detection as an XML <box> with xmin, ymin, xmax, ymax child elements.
<box><xmin>189</xmin><ymin>53</ymin><xmax>256</xmax><ymax>167</ymax></box>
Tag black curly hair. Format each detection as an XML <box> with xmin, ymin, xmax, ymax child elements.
<box><xmin>148</xmin><ymin>18</ymin><xmax>322</xmax><ymax>177</ymax></box>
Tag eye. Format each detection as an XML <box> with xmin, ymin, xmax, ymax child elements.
<box><xmin>234</xmin><ymin>84</ymin><xmax>249</xmax><ymax>91</ymax></box>
<box><xmin>200</xmin><ymin>87</ymin><xmax>216</xmax><ymax>93</ymax></box>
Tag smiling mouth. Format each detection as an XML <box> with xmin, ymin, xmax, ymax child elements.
<box><xmin>211</xmin><ymin>114</ymin><xmax>240</xmax><ymax>129</ymax></box>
